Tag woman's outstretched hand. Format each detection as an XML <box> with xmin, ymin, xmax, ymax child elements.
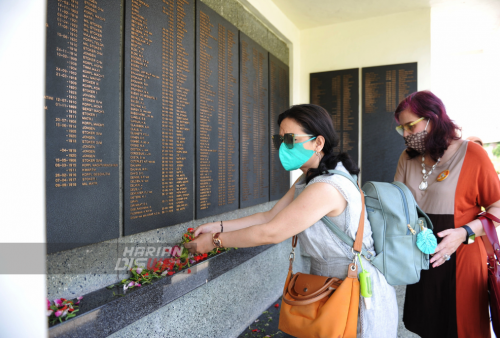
<box><xmin>430</xmin><ymin>228</ymin><xmax>467</xmax><ymax>268</ymax></box>
<box><xmin>184</xmin><ymin>233</ymin><xmax>214</xmax><ymax>254</ymax></box>
<box><xmin>193</xmin><ymin>222</ymin><xmax>220</xmax><ymax>237</ymax></box>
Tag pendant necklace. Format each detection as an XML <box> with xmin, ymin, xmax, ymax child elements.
<box><xmin>419</xmin><ymin>155</ymin><xmax>441</xmax><ymax>191</ymax></box>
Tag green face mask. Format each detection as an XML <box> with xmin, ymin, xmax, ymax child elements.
<box><xmin>278</xmin><ymin>137</ymin><xmax>316</xmax><ymax>171</ymax></box>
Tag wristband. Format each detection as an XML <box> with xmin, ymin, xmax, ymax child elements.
<box><xmin>212</xmin><ymin>232</ymin><xmax>223</xmax><ymax>248</ymax></box>
<box><xmin>461</xmin><ymin>225</ymin><xmax>475</xmax><ymax>245</ymax></box>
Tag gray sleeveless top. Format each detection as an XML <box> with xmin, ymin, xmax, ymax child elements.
<box><xmin>294</xmin><ymin>163</ymin><xmax>399</xmax><ymax>338</ymax></box>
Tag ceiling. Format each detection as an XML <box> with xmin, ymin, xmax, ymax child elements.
<box><xmin>270</xmin><ymin>0</ymin><xmax>446</xmax><ymax>30</ymax></box>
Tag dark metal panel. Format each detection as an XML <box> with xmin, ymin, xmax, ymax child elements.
<box><xmin>361</xmin><ymin>62</ymin><xmax>417</xmax><ymax>184</ymax></box>
<box><xmin>309</xmin><ymin>68</ymin><xmax>359</xmax><ymax>166</ymax></box>
<box><xmin>195</xmin><ymin>1</ymin><xmax>239</xmax><ymax>219</ymax></box>
<box><xmin>124</xmin><ymin>0</ymin><xmax>195</xmax><ymax>235</ymax></box>
<box><xmin>45</xmin><ymin>0</ymin><xmax>121</xmax><ymax>253</ymax></box>
<box><xmin>239</xmin><ymin>33</ymin><xmax>269</xmax><ymax>209</ymax></box>
<box><xmin>268</xmin><ymin>54</ymin><xmax>289</xmax><ymax>201</ymax></box>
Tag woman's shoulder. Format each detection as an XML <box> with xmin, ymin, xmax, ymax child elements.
<box><xmin>464</xmin><ymin>139</ymin><xmax>490</xmax><ymax>162</ymax></box>
<box><xmin>308</xmin><ymin>165</ymin><xmax>358</xmax><ymax>196</ymax></box>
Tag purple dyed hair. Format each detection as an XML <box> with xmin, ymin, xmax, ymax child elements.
<box><xmin>394</xmin><ymin>90</ymin><xmax>461</xmax><ymax>161</ymax></box>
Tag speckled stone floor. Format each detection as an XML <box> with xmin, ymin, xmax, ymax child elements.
<box><xmin>237</xmin><ymin>297</ymin><xmax>294</xmax><ymax>338</ymax></box>
<box><xmin>237</xmin><ymin>289</ymin><xmax>422</xmax><ymax>338</ymax></box>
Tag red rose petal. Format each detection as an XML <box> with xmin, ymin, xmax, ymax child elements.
<box><xmin>274</xmin><ymin>303</ymin><xmax>279</xmax><ymax>308</ymax></box>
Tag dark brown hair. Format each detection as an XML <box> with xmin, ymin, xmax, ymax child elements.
<box><xmin>278</xmin><ymin>104</ymin><xmax>359</xmax><ymax>184</ymax></box>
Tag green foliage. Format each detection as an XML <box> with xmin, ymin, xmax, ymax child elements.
<box><xmin>493</xmin><ymin>144</ymin><xmax>500</xmax><ymax>158</ymax></box>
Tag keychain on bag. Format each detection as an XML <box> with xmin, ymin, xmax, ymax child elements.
<box><xmin>358</xmin><ymin>253</ymin><xmax>372</xmax><ymax>310</ymax></box>
<box><xmin>416</xmin><ymin>219</ymin><xmax>438</xmax><ymax>254</ymax></box>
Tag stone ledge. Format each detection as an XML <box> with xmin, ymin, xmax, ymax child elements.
<box><xmin>49</xmin><ymin>244</ymin><xmax>274</xmax><ymax>338</ymax></box>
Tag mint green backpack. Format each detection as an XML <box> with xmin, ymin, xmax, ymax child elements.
<box><xmin>321</xmin><ymin>170</ymin><xmax>433</xmax><ymax>286</ymax></box>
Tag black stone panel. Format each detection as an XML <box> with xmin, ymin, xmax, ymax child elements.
<box><xmin>310</xmin><ymin>68</ymin><xmax>359</xmax><ymax>165</ymax></box>
<box><xmin>362</xmin><ymin>62</ymin><xmax>417</xmax><ymax>184</ymax></box>
<box><xmin>240</xmin><ymin>33</ymin><xmax>270</xmax><ymax>208</ymax></box>
<box><xmin>269</xmin><ymin>54</ymin><xmax>290</xmax><ymax>201</ymax></box>
<box><xmin>195</xmin><ymin>1</ymin><xmax>239</xmax><ymax>219</ymax></box>
<box><xmin>124</xmin><ymin>0</ymin><xmax>195</xmax><ymax>235</ymax></box>
<box><xmin>45</xmin><ymin>0</ymin><xmax>121</xmax><ymax>253</ymax></box>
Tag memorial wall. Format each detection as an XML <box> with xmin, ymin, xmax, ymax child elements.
<box><xmin>269</xmin><ymin>55</ymin><xmax>290</xmax><ymax>200</ymax></box>
<box><xmin>310</xmin><ymin>68</ymin><xmax>359</xmax><ymax>164</ymax></box>
<box><xmin>240</xmin><ymin>33</ymin><xmax>269</xmax><ymax>208</ymax></box>
<box><xmin>45</xmin><ymin>0</ymin><xmax>121</xmax><ymax>253</ymax></box>
<box><xmin>309</xmin><ymin>63</ymin><xmax>417</xmax><ymax>184</ymax></box>
<box><xmin>124</xmin><ymin>0</ymin><xmax>195</xmax><ymax>235</ymax></box>
<box><xmin>196</xmin><ymin>1</ymin><xmax>239</xmax><ymax>218</ymax></box>
<box><xmin>362</xmin><ymin>62</ymin><xmax>417</xmax><ymax>183</ymax></box>
<box><xmin>45</xmin><ymin>0</ymin><xmax>290</xmax><ymax>252</ymax></box>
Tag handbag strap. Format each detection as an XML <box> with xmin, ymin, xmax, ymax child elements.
<box><xmin>289</xmin><ymin>236</ymin><xmax>298</xmax><ymax>272</ymax></box>
<box><xmin>480</xmin><ymin>211</ymin><xmax>500</xmax><ymax>224</ymax></box>
<box><xmin>282</xmin><ymin>286</ymin><xmax>335</xmax><ymax>306</ymax></box>
<box><xmin>479</xmin><ymin>214</ymin><xmax>500</xmax><ymax>267</ymax></box>
<box><xmin>286</xmin><ymin>273</ymin><xmax>342</xmax><ymax>301</ymax></box>
<box><xmin>288</xmin><ymin>170</ymin><xmax>367</xmax><ymax>272</ymax></box>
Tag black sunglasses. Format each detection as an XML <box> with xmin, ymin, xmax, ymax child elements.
<box><xmin>272</xmin><ymin>133</ymin><xmax>314</xmax><ymax>150</ymax></box>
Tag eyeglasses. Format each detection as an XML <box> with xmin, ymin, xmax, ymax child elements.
<box><xmin>272</xmin><ymin>133</ymin><xmax>314</xmax><ymax>150</ymax></box>
<box><xmin>395</xmin><ymin>117</ymin><xmax>426</xmax><ymax>136</ymax></box>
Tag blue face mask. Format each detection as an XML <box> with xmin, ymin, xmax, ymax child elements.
<box><xmin>279</xmin><ymin>137</ymin><xmax>316</xmax><ymax>171</ymax></box>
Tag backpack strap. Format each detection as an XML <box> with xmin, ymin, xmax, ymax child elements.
<box><xmin>321</xmin><ymin>216</ymin><xmax>375</xmax><ymax>261</ymax></box>
<box><xmin>321</xmin><ymin>170</ymin><xmax>374</xmax><ymax>260</ymax></box>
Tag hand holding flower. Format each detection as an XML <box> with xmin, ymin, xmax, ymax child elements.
<box><xmin>184</xmin><ymin>233</ymin><xmax>215</xmax><ymax>254</ymax></box>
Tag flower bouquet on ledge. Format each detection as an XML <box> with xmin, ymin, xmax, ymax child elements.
<box><xmin>47</xmin><ymin>296</ymin><xmax>83</xmax><ymax>325</ymax></box>
<box><xmin>48</xmin><ymin>228</ymin><xmax>235</xmax><ymax>325</ymax></box>
<box><xmin>108</xmin><ymin>228</ymin><xmax>234</xmax><ymax>294</ymax></box>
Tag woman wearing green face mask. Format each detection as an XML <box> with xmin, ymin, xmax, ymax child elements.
<box><xmin>185</xmin><ymin>104</ymin><xmax>398</xmax><ymax>337</ymax></box>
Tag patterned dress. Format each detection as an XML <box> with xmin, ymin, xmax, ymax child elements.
<box><xmin>394</xmin><ymin>140</ymin><xmax>500</xmax><ymax>338</ymax></box>
<box><xmin>294</xmin><ymin>163</ymin><xmax>399</xmax><ymax>338</ymax></box>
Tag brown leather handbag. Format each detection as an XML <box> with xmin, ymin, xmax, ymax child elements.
<box><xmin>278</xmin><ymin>183</ymin><xmax>366</xmax><ymax>338</ymax></box>
<box><xmin>479</xmin><ymin>211</ymin><xmax>500</xmax><ymax>336</ymax></box>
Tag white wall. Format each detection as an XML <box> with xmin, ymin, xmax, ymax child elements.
<box><xmin>296</xmin><ymin>9</ymin><xmax>431</xmax><ymax>182</ymax></box>
<box><xmin>0</xmin><ymin>0</ymin><xmax>47</xmax><ymax>336</ymax></box>
<box><xmin>431</xmin><ymin>0</ymin><xmax>500</xmax><ymax>143</ymax></box>
<box><xmin>300</xmin><ymin>8</ymin><xmax>431</xmax><ymax>103</ymax></box>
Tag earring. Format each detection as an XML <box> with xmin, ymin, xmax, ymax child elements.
<box><xmin>315</xmin><ymin>151</ymin><xmax>321</xmax><ymax>158</ymax></box>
